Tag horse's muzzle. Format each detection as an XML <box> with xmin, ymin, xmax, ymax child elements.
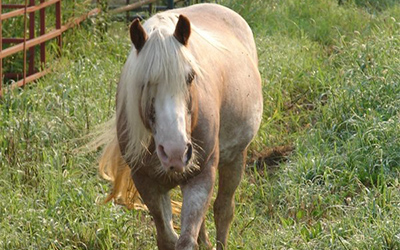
<box><xmin>157</xmin><ymin>142</ymin><xmax>193</xmax><ymax>173</ymax></box>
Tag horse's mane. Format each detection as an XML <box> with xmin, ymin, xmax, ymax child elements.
<box><xmin>117</xmin><ymin>13</ymin><xmax>203</xmax><ymax>167</ymax></box>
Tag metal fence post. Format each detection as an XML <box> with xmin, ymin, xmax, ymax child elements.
<box><xmin>40</xmin><ymin>0</ymin><xmax>46</xmax><ymax>69</ymax></box>
<box><xmin>56</xmin><ymin>0</ymin><xmax>62</xmax><ymax>55</ymax></box>
<box><xmin>167</xmin><ymin>0</ymin><xmax>174</xmax><ymax>9</ymax></box>
<box><xmin>28</xmin><ymin>0</ymin><xmax>35</xmax><ymax>76</ymax></box>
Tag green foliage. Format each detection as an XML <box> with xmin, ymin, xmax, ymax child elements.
<box><xmin>1</xmin><ymin>0</ymin><xmax>400</xmax><ymax>249</ymax></box>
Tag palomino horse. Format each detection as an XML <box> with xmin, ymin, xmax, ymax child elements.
<box><xmin>99</xmin><ymin>3</ymin><xmax>263</xmax><ymax>250</ymax></box>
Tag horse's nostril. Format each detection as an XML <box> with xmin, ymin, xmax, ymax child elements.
<box><xmin>185</xmin><ymin>142</ymin><xmax>193</xmax><ymax>163</ymax></box>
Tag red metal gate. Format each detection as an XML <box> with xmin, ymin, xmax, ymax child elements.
<box><xmin>0</xmin><ymin>0</ymin><xmax>100</xmax><ymax>96</ymax></box>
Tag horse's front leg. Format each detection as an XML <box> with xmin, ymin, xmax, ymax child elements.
<box><xmin>132</xmin><ymin>172</ymin><xmax>178</xmax><ymax>250</ymax></box>
<box><xmin>176</xmin><ymin>152</ymin><xmax>218</xmax><ymax>250</ymax></box>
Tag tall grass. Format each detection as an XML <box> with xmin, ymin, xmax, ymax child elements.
<box><xmin>226</xmin><ymin>0</ymin><xmax>400</xmax><ymax>248</ymax></box>
<box><xmin>1</xmin><ymin>0</ymin><xmax>400</xmax><ymax>249</ymax></box>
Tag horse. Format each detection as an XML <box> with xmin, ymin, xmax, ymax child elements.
<box><xmin>98</xmin><ymin>3</ymin><xmax>263</xmax><ymax>250</ymax></box>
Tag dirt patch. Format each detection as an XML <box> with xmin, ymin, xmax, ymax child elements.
<box><xmin>248</xmin><ymin>145</ymin><xmax>294</xmax><ymax>170</ymax></box>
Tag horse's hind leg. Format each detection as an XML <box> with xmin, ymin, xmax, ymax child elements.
<box><xmin>213</xmin><ymin>151</ymin><xmax>246</xmax><ymax>250</ymax></box>
<box><xmin>132</xmin><ymin>173</ymin><xmax>178</xmax><ymax>250</ymax></box>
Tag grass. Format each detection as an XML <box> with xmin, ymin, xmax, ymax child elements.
<box><xmin>1</xmin><ymin>0</ymin><xmax>400</xmax><ymax>249</ymax></box>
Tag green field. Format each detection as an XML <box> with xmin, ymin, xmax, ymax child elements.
<box><xmin>1</xmin><ymin>0</ymin><xmax>400</xmax><ymax>249</ymax></box>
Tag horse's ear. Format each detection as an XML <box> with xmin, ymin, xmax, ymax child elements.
<box><xmin>130</xmin><ymin>18</ymin><xmax>148</xmax><ymax>52</ymax></box>
<box><xmin>174</xmin><ymin>15</ymin><xmax>191</xmax><ymax>46</ymax></box>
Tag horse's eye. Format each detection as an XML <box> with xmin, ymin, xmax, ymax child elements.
<box><xmin>148</xmin><ymin>98</ymin><xmax>156</xmax><ymax>126</ymax></box>
<box><xmin>186</xmin><ymin>71</ymin><xmax>195</xmax><ymax>85</ymax></box>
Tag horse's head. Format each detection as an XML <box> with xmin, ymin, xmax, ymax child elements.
<box><xmin>128</xmin><ymin>15</ymin><xmax>199</xmax><ymax>174</ymax></box>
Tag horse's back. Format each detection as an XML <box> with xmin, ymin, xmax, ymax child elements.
<box><xmin>170</xmin><ymin>4</ymin><xmax>263</xmax><ymax>163</ymax></box>
<box><xmin>169</xmin><ymin>3</ymin><xmax>257</xmax><ymax>61</ymax></box>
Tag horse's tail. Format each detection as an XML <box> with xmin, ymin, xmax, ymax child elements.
<box><xmin>98</xmin><ymin>135</ymin><xmax>147</xmax><ymax>210</ymax></box>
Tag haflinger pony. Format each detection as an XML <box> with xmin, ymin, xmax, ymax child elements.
<box><xmin>99</xmin><ymin>3</ymin><xmax>263</xmax><ymax>250</ymax></box>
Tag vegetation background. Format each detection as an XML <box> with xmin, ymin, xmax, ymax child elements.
<box><xmin>1</xmin><ymin>0</ymin><xmax>400</xmax><ymax>249</ymax></box>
